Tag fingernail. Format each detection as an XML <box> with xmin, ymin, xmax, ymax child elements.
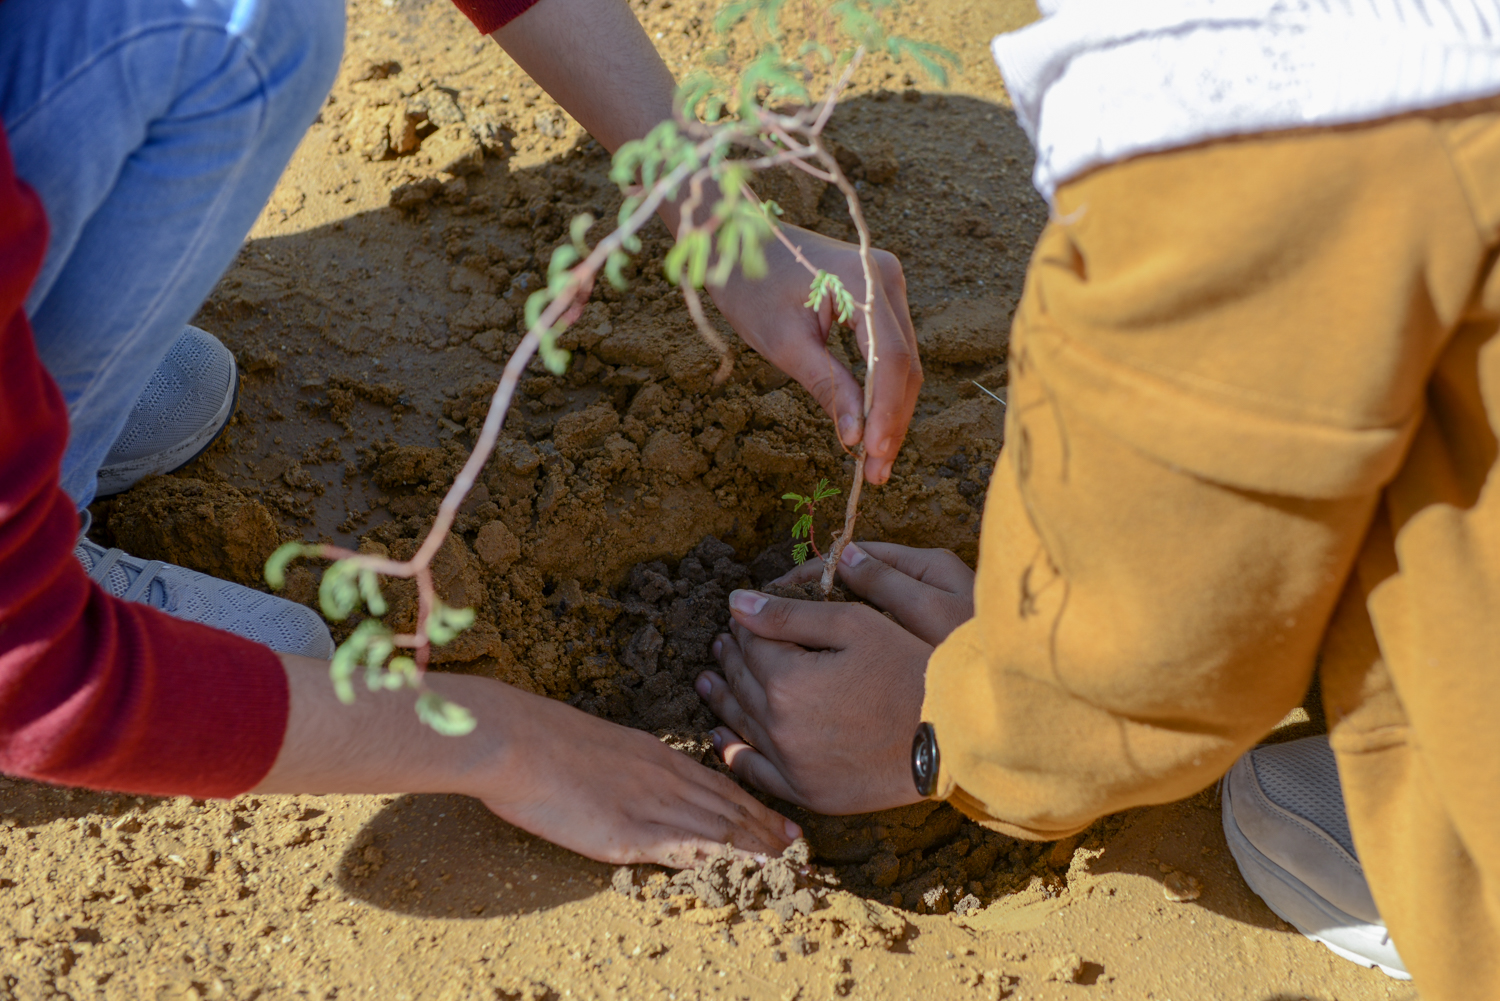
<box><xmin>695</xmin><ymin>675</ymin><xmax>712</xmax><ymax>698</ymax></box>
<box><xmin>838</xmin><ymin>414</ymin><xmax>859</xmax><ymax>445</ymax></box>
<box><xmin>875</xmin><ymin>436</ymin><xmax>893</xmax><ymax>457</ymax></box>
<box><xmin>840</xmin><ymin>542</ymin><xmax>866</xmax><ymax>567</ymax></box>
<box><xmin>712</xmin><ymin>637</ymin><xmax>723</xmax><ymax>660</ymax></box>
<box><xmin>729</xmin><ymin>589</ymin><xmax>769</xmax><ymax>615</ymax></box>
<box><xmin>709</xmin><ymin>730</ymin><xmax>723</xmax><ymax>751</ymax></box>
<box><xmin>784</xmin><ymin>819</ymin><xmax>802</xmax><ymax>840</ymax></box>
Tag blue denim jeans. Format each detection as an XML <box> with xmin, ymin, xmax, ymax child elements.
<box><xmin>0</xmin><ymin>0</ymin><xmax>344</xmax><ymax>508</ymax></box>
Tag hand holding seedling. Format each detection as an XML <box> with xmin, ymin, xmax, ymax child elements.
<box><xmin>711</xmin><ymin>224</ymin><xmax>919</xmax><ymax>485</ymax></box>
<box><xmin>696</xmin><ymin>542</ymin><xmax>974</xmax><ymax>812</ymax></box>
<box><xmin>696</xmin><ymin>585</ymin><xmax>929</xmax><ymax>814</ymax></box>
<box><xmin>773</xmin><ymin>540</ymin><xmax>975</xmax><ymax>644</ymax></box>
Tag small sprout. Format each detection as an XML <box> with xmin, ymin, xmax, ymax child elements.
<box><xmin>783</xmin><ymin>478</ymin><xmax>841</xmax><ymax>564</ymax></box>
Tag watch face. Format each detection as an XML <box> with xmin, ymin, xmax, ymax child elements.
<box><xmin>912</xmin><ymin>721</ymin><xmax>939</xmax><ymax>797</ymax></box>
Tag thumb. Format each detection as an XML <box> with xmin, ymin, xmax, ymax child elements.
<box><xmin>788</xmin><ymin>343</ymin><xmax>864</xmax><ymax>448</ymax></box>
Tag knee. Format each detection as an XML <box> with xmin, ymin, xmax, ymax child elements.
<box><xmin>300</xmin><ymin>0</ymin><xmax>346</xmax><ymax>92</ymax></box>
<box><xmin>248</xmin><ymin>0</ymin><xmax>345</xmax><ymax>105</ymax></box>
<box><xmin>286</xmin><ymin>0</ymin><xmax>346</xmax><ymax>96</ymax></box>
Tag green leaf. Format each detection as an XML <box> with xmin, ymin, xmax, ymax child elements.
<box><xmin>318</xmin><ymin>560</ymin><xmax>363</xmax><ymax>621</ymax></box>
<box><xmin>416</xmin><ymin>692</ymin><xmax>477</xmax><ymax>737</ymax></box>
<box><xmin>664</xmin><ymin>229</ymin><xmax>711</xmax><ymax>288</ymax></box>
<box><xmin>617</xmin><ymin>195</ymin><xmax>642</xmax><ymax>228</ymax></box>
<box><xmin>569</xmin><ymin>213</ymin><xmax>595</xmax><ymax>253</ymax></box>
<box><xmin>330</xmin><ymin>620</ymin><xmax>393</xmax><ymax>704</ymax></box>
<box><xmin>675</xmin><ymin>72</ymin><xmax>721</xmax><ymax>119</ymax></box>
<box><xmin>605</xmin><ymin>249</ymin><xmax>632</xmax><ymax>291</ymax></box>
<box><xmin>524</xmin><ymin>288</ymin><xmax>553</xmax><ymax>331</ymax></box>
<box><xmin>427</xmin><ymin>600</ymin><xmax>476</xmax><ymax>647</ymax></box>
<box><xmin>330</xmin><ymin>640</ymin><xmax>359</xmax><ymax>705</ymax></box>
<box><xmin>791</xmin><ymin>512</ymin><xmax>813</xmax><ymax>539</ymax></box>
<box><xmin>737</xmin><ymin>46</ymin><xmax>809</xmax><ymax>120</ymax></box>
<box><xmin>264</xmin><ymin>542</ymin><xmax>308</xmax><ymax>590</ymax></box>
<box><xmin>792</xmin><ymin>542</ymin><xmax>811</xmax><ymax>565</ymax></box>
<box><xmin>539</xmin><ymin>336</ymin><xmax>572</xmax><ymax>375</ymax></box>
<box><xmin>548</xmin><ymin>244</ymin><xmax>580</xmax><ymax>282</ymax></box>
<box><xmin>358</xmin><ymin>569</ymin><xmax>387</xmax><ymax>617</ymax></box>
<box><xmin>386</xmin><ymin>656</ymin><xmax>418</xmax><ymax>690</ymax></box>
<box><xmin>782</xmin><ymin>492</ymin><xmax>810</xmax><ymax>504</ymax></box>
<box><xmin>886</xmin><ymin>36</ymin><xmax>961</xmax><ymax>89</ymax></box>
<box><xmin>806</xmin><ymin>270</ymin><xmax>855</xmax><ymax>324</ymax></box>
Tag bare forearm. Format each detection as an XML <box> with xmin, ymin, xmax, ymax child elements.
<box><xmin>252</xmin><ymin>654</ymin><xmax>513</xmax><ymax>796</ymax></box>
<box><xmin>491</xmin><ymin>0</ymin><xmax>705</xmax><ymax>229</ymax></box>
<box><xmin>252</xmin><ymin>653</ymin><xmax>798</xmax><ymax>864</ymax></box>
<box><xmin>492</xmin><ymin>0</ymin><xmax>675</xmax><ymax>155</ymax></box>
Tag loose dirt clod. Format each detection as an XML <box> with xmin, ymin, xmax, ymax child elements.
<box><xmin>1047</xmin><ymin>952</ymin><xmax>1085</xmax><ymax>983</ymax></box>
<box><xmin>612</xmin><ymin>840</ymin><xmax>835</xmax><ymax>921</ymax></box>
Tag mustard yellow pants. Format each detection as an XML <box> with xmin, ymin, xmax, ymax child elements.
<box><xmin>923</xmin><ymin>100</ymin><xmax>1500</xmax><ymax>999</ymax></box>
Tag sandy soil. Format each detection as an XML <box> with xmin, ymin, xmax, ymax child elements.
<box><xmin>2</xmin><ymin>0</ymin><xmax>1424</xmax><ymax>998</ymax></box>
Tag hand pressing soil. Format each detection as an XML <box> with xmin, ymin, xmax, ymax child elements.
<box><xmin>578</xmin><ymin>534</ymin><xmax>1079</xmax><ymax>917</ymax></box>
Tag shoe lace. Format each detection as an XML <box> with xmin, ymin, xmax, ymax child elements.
<box><xmin>81</xmin><ymin>544</ymin><xmax>170</xmax><ymax>608</ymax></box>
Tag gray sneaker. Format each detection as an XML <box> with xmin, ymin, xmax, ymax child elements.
<box><xmin>75</xmin><ymin>537</ymin><xmax>334</xmax><ymax>660</ymax></box>
<box><xmin>96</xmin><ymin>325</ymin><xmax>239</xmax><ymax>497</ymax></box>
<box><xmin>1222</xmin><ymin>735</ymin><xmax>1410</xmax><ymax>980</ymax></box>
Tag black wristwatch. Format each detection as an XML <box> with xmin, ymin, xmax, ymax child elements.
<box><xmin>911</xmin><ymin>722</ymin><xmax>940</xmax><ymax>797</ymax></box>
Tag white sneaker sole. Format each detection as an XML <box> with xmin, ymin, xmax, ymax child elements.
<box><xmin>95</xmin><ymin>353</ymin><xmax>239</xmax><ymax>497</ymax></box>
<box><xmin>1222</xmin><ymin>774</ymin><xmax>1411</xmax><ymax>980</ymax></box>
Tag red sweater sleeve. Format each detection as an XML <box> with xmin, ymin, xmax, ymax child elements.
<box><xmin>0</xmin><ymin>122</ymin><xmax>290</xmax><ymax>799</ymax></box>
<box><xmin>451</xmin><ymin>0</ymin><xmax>544</xmax><ymax>34</ymax></box>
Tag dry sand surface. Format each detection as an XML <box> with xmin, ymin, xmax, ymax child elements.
<box><xmin>3</xmin><ymin>0</ymin><xmax>1423</xmax><ymax>998</ymax></box>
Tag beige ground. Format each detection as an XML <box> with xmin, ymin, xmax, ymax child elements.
<box><xmin>2</xmin><ymin>0</ymin><xmax>1422</xmax><ymax>998</ymax></box>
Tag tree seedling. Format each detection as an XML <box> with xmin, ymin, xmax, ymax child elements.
<box><xmin>266</xmin><ymin>0</ymin><xmax>954</xmax><ymax>733</ymax></box>
<box><xmin>784</xmin><ymin>478</ymin><xmax>841</xmax><ymax>564</ymax></box>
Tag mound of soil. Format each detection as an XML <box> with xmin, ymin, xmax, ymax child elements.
<box><xmin>106</xmin><ymin>476</ymin><xmax>285</xmax><ymax>586</ymax></box>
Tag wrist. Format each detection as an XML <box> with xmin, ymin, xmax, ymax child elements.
<box><xmin>426</xmin><ymin>674</ymin><xmax>524</xmax><ymax>799</ymax></box>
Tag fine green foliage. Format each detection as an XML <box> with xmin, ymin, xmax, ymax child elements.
<box><xmin>783</xmin><ymin>478</ymin><xmax>841</xmax><ymax>564</ymax></box>
<box><xmin>805</xmin><ymin>269</ymin><xmax>855</xmax><ymax>324</ymax></box>
<box><xmin>266</xmin><ymin>545</ymin><xmax>476</xmax><ymax>732</ymax></box>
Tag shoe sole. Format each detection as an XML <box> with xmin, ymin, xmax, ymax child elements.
<box><xmin>1221</xmin><ymin>775</ymin><xmax>1411</xmax><ymax>980</ymax></box>
<box><xmin>95</xmin><ymin>358</ymin><xmax>239</xmax><ymax>497</ymax></box>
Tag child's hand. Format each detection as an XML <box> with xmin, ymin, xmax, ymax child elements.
<box><xmin>771</xmin><ymin>541</ymin><xmax>976</xmax><ymax>645</ymax></box>
<box><xmin>696</xmin><ymin>589</ymin><xmax>932</xmax><ymax>815</ymax></box>
<box><xmin>479</xmin><ymin>691</ymin><xmax>800</xmax><ymax>867</ymax></box>
<box><xmin>708</xmin><ymin>225</ymin><xmax>921</xmax><ymax>486</ymax></box>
